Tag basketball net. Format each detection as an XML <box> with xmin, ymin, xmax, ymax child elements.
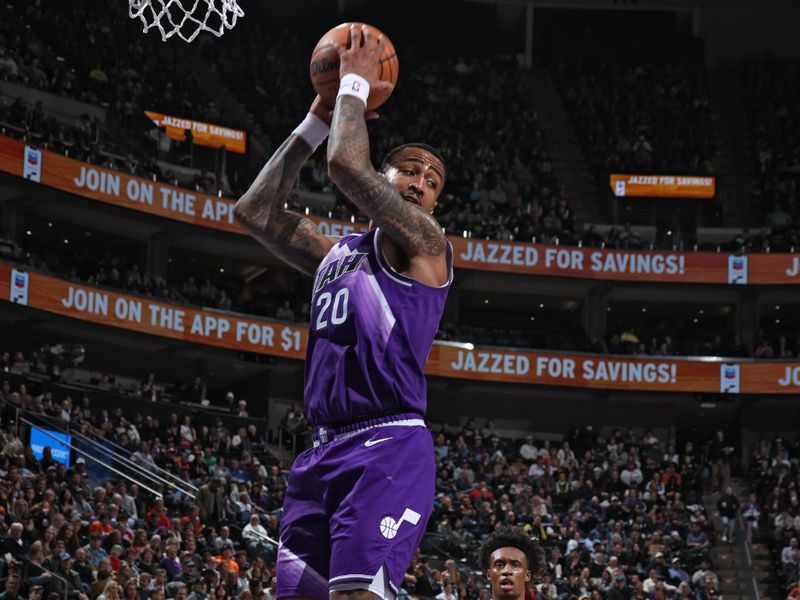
<box><xmin>129</xmin><ymin>0</ymin><xmax>243</xmax><ymax>43</ymax></box>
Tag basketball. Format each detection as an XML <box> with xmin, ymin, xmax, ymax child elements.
<box><xmin>310</xmin><ymin>22</ymin><xmax>399</xmax><ymax>111</ymax></box>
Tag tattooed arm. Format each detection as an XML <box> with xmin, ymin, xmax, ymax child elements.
<box><xmin>327</xmin><ymin>95</ymin><xmax>447</xmax><ymax>259</ymax></box>
<box><xmin>234</xmin><ymin>101</ymin><xmax>334</xmax><ymax>277</ymax></box>
<box><xmin>327</xmin><ymin>26</ymin><xmax>448</xmax><ymax>285</ymax></box>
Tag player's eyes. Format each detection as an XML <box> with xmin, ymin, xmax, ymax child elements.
<box><xmin>494</xmin><ymin>560</ymin><xmax>523</xmax><ymax>571</ymax></box>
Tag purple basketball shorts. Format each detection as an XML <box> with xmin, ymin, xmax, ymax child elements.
<box><xmin>276</xmin><ymin>417</ymin><xmax>434</xmax><ymax>600</ymax></box>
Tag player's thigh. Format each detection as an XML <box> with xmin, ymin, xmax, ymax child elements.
<box><xmin>277</xmin><ymin>450</ymin><xmax>332</xmax><ymax>600</ymax></box>
<box><xmin>328</xmin><ymin>425</ymin><xmax>435</xmax><ymax>597</ymax></box>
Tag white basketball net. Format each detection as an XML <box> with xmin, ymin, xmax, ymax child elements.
<box><xmin>129</xmin><ymin>0</ymin><xmax>243</xmax><ymax>43</ymax></box>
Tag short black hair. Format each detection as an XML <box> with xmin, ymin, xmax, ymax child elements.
<box><xmin>479</xmin><ymin>526</ymin><xmax>544</xmax><ymax>576</ymax></box>
<box><xmin>380</xmin><ymin>143</ymin><xmax>447</xmax><ymax>180</ymax></box>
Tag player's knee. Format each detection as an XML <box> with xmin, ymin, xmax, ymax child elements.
<box><xmin>331</xmin><ymin>590</ymin><xmax>384</xmax><ymax>600</ymax></box>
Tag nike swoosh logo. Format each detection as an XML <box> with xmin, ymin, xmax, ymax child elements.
<box><xmin>364</xmin><ymin>437</ymin><xmax>393</xmax><ymax>447</ymax></box>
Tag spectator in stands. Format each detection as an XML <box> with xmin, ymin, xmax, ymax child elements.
<box><xmin>275</xmin><ymin>302</ymin><xmax>295</xmax><ymax>322</ymax></box>
<box><xmin>1</xmin><ymin>522</ymin><xmax>26</xmax><ymax>562</ymax></box>
<box><xmin>717</xmin><ymin>486</ymin><xmax>740</xmax><ymax>543</ymax></box>
<box><xmin>0</xmin><ymin>48</ymin><xmax>19</xmax><ymax>79</ymax></box>
<box><xmin>686</xmin><ymin>523</ymin><xmax>711</xmax><ymax>561</ymax></box>
<box><xmin>519</xmin><ymin>435</ymin><xmax>537</xmax><ymax>461</ymax></box>
<box><xmin>140</xmin><ymin>373</ymin><xmax>161</xmax><ymax>402</ymax></box>
<box><xmin>691</xmin><ymin>559</ymin><xmax>719</xmax><ymax>592</ymax></box>
<box><xmin>0</xmin><ymin>576</ymin><xmax>22</xmax><ymax>600</ymax></box>
<box><xmin>783</xmin><ymin>538</ymin><xmax>800</xmax><ymax>582</ymax></box>
<box><xmin>741</xmin><ymin>493</ymin><xmax>762</xmax><ymax>546</ymax></box>
<box><xmin>756</xmin><ymin>338</ymin><xmax>776</xmax><ymax>359</ymax></box>
<box><xmin>707</xmin><ymin>430</ymin><xmax>734</xmax><ymax>491</ymax></box>
<box><xmin>50</xmin><ymin>552</ymin><xmax>87</xmax><ymax>599</ymax></box>
<box><xmin>131</xmin><ymin>441</ymin><xmax>157</xmax><ymax>472</ymax></box>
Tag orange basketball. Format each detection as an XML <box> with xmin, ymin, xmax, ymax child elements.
<box><xmin>310</xmin><ymin>23</ymin><xmax>399</xmax><ymax>112</ymax></box>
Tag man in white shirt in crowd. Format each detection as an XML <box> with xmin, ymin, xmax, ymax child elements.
<box><xmin>621</xmin><ymin>460</ymin><xmax>643</xmax><ymax>487</ymax></box>
<box><xmin>520</xmin><ymin>436</ymin><xmax>538</xmax><ymax>461</ymax></box>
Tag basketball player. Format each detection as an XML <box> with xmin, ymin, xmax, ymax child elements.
<box><xmin>479</xmin><ymin>527</ymin><xmax>544</xmax><ymax>600</ymax></box>
<box><xmin>234</xmin><ymin>24</ymin><xmax>451</xmax><ymax>600</ymax></box>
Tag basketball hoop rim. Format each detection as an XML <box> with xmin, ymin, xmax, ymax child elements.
<box><xmin>128</xmin><ymin>0</ymin><xmax>244</xmax><ymax>43</ymax></box>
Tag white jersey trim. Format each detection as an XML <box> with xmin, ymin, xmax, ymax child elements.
<box><xmin>374</xmin><ymin>228</ymin><xmax>453</xmax><ymax>289</ymax></box>
<box><xmin>329</xmin><ymin>566</ymin><xmax>397</xmax><ymax>600</ymax></box>
<box><xmin>373</xmin><ymin>229</ymin><xmax>413</xmax><ymax>287</ymax></box>
<box><xmin>440</xmin><ymin>239</ymin><xmax>455</xmax><ymax>288</ymax></box>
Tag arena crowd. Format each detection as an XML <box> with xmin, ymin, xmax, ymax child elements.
<box><xmin>0</xmin><ymin>353</ymin><xmax>740</xmax><ymax>600</ymax></box>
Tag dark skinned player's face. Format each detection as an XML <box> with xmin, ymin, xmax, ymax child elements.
<box><xmin>382</xmin><ymin>147</ymin><xmax>445</xmax><ymax>215</ymax></box>
<box><xmin>488</xmin><ymin>547</ymin><xmax>530</xmax><ymax>600</ymax></box>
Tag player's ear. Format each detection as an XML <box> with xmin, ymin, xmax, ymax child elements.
<box><xmin>525</xmin><ymin>569</ymin><xmax>531</xmax><ymax>582</ymax></box>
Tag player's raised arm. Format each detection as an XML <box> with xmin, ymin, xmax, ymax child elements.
<box><xmin>234</xmin><ymin>97</ymin><xmax>335</xmax><ymax>277</ymax></box>
<box><xmin>327</xmin><ymin>26</ymin><xmax>448</xmax><ymax>267</ymax></box>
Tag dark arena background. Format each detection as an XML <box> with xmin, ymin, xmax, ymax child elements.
<box><xmin>1</xmin><ymin>0</ymin><xmax>799</xmax><ymax>599</ymax></box>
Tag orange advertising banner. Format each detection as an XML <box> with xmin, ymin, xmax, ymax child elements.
<box><xmin>748</xmin><ymin>254</ymin><xmax>800</xmax><ymax>284</ymax></box>
<box><xmin>426</xmin><ymin>343</ymin><xmax>718</xmax><ymax>392</ymax></box>
<box><xmin>610</xmin><ymin>174</ymin><xmax>716</xmax><ymax>199</ymax></box>
<box><xmin>145</xmin><ymin>111</ymin><xmax>246</xmax><ymax>154</ymax></box>
<box><xmin>427</xmin><ymin>344</ymin><xmax>800</xmax><ymax>394</ymax></box>
<box><xmin>449</xmin><ymin>240</ymin><xmax>800</xmax><ymax>285</ymax></box>
<box><xmin>0</xmin><ymin>136</ymin><xmax>240</xmax><ymax>233</ymax></box>
<box><xmin>3</xmin><ymin>264</ymin><xmax>800</xmax><ymax>394</ymax></box>
<box><xmin>449</xmin><ymin>238</ymin><xmax>730</xmax><ymax>283</ymax></box>
<box><xmin>0</xmin><ymin>136</ymin><xmax>23</xmax><ymax>176</ymax></box>
<box><xmin>0</xmin><ymin>263</ymin><xmax>9</xmax><ymax>301</ymax></box>
<box><xmin>4</xmin><ymin>266</ymin><xmax>306</xmax><ymax>359</ymax></box>
<box><xmin>1</xmin><ymin>136</ymin><xmax>798</xmax><ymax>284</ymax></box>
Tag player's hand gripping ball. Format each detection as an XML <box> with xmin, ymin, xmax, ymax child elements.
<box><xmin>310</xmin><ymin>22</ymin><xmax>398</xmax><ymax>111</ymax></box>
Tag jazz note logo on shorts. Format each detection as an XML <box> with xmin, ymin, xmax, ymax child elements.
<box><xmin>379</xmin><ymin>507</ymin><xmax>421</xmax><ymax>540</ymax></box>
<box><xmin>719</xmin><ymin>363</ymin><xmax>740</xmax><ymax>394</ymax></box>
<box><xmin>727</xmin><ymin>255</ymin><xmax>748</xmax><ymax>285</ymax></box>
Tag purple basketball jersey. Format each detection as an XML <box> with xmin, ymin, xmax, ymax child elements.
<box><xmin>304</xmin><ymin>227</ymin><xmax>452</xmax><ymax>426</ymax></box>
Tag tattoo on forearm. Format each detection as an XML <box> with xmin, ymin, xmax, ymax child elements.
<box><xmin>235</xmin><ymin>136</ymin><xmax>331</xmax><ymax>276</ymax></box>
<box><xmin>328</xmin><ymin>96</ymin><xmax>446</xmax><ymax>257</ymax></box>
<box><xmin>271</xmin><ymin>214</ymin><xmax>330</xmax><ymax>275</ymax></box>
